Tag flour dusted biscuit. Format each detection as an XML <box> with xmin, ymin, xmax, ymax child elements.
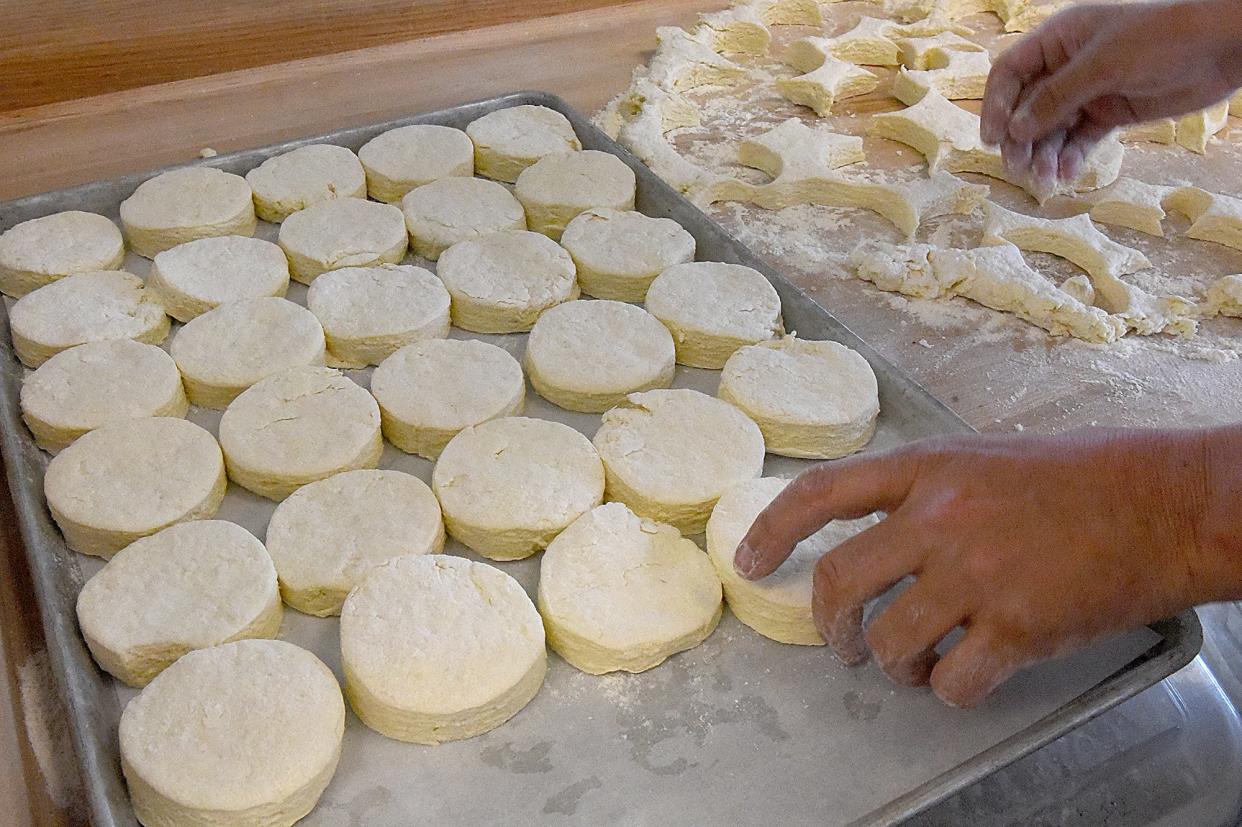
<box><xmin>538</xmin><ymin>503</ymin><xmax>722</xmax><ymax>674</ymax></box>
<box><xmin>718</xmin><ymin>336</ymin><xmax>879</xmax><ymax>459</ymax></box>
<box><xmin>525</xmin><ymin>299</ymin><xmax>675</xmax><ymax>413</ymax></box>
<box><xmin>120</xmin><ymin>166</ymin><xmax>256</xmax><ymax>258</ymax></box>
<box><xmin>359</xmin><ymin>124</ymin><xmax>475</xmax><ymax>202</ymax></box>
<box><xmin>245</xmin><ymin>144</ymin><xmax>366</xmax><ymax>222</ymax></box>
<box><xmin>119</xmin><ymin>639</ymin><xmax>344</xmax><ymax>827</ymax></box>
<box><xmin>515</xmin><ymin>150</ymin><xmax>637</xmax><ymax>240</ymax></box>
<box><xmin>593</xmin><ymin>388</ymin><xmax>765</xmax><ymax>535</ymax></box>
<box><xmin>0</xmin><ymin>211</ymin><xmax>125</xmax><ymax>298</ymax></box>
<box><xmin>9</xmin><ymin>270</ymin><xmax>169</xmax><ymax>368</ymax></box>
<box><xmin>266</xmin><ymin>469</ymin><xmax>444</xmax><ymax>617</ymax></box>
<box><xmin>148</xmin><ymin>235</ymin><xmax>290</xmax><ymax>322</ymax></box>
<box><xmin>432</xmin><ymin>416</ymin><xmax>604</xmax><ymax>560</ymax></box>
<box><xmin>466</xmin><ymin>104</ymin><xmax>582</xmax><ymax>183</ymax></box>
<box><xmin>218</xmin><ymin>366</ymin><xmax>382</xmax><ymax>501</ymax></box>
<box><xmin>306</xmin><ymin>263</ymin><xmax>450</xmax><ymax>367</ymax></box>
<box><xmin>400</xmin><ymin>177</ymin><xmax>526</xmax><ymax>260</ymax></box>
<box><xmin>370</xmin><ymin>339</ymin><xmax>525</xmax><ymax>459</ymax></box>
<box><xmin>706</xmin><ymin>478</ymin><xmax>878</xmax><ymax>645</ymax></box>
<box><xmin>436</xmin><ymin>230</ymin><xmax>578</xmax><ymax>333</ymax></box>
<box><xmin>644</xmin><ymin>261</ymin><xmax>783</xmax><ymax>369</ymax></box>
<box><xmin>170</xmin><ymin>297</ymin><xmax>325</xmax><ymax>408</ymax></box>
<box><xmin>340</xmin><ymin>554</ymin><xmax>545</xmax><ymax>744</ymax></box>
<box><xmin>77</xmin><ymin>520</ymin><xmax>281</xmax><ymax>687</ymax></box>
<box><xmin>560</xmin><ymin>208</ymin><xmax>696</xmax><ymax>301</ymax></box>
<box><xmin>277</xmin><ymin>197</ymin><xmax>407</xmax><ymax>284</ymax></box>
<box><xmin>20</xmin><ymin>340</ymin><xmax>187</xmax><ymax>454</ymax></box>
<box><xmin>43</xmin><ymin>417</ymin><xmax>226</xmax><ymax>558</ymax></box>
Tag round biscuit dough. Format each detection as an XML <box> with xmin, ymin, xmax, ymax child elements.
<box><xmin>305</xmin><ymin>263</ymin><xmax>450</xmax><ymax>368</ymax></box>
<box><xmin>119</xmin><ymin>166</ymin><xmax>257</xmax><ymax>258</ymax></box>
<box><xmin>593</xmin><ymin>388</ymin><xmax>765</xmax><ymax>535</ymax></box>
<box><xmin>370</xmin><ymin>338</ymin><xmax>525</xmax><ymax>459</ymax></box>
<box><xmin>148</xmin><ymin>235</ymin><xmax>290</xmax><ymax>322</ymax></box>
<box><xmin>400</xmin><ymin>177</ymin><xmax>526</xmax><ymax>260</ymax></box>
<box><xmin>43</xmin><ymin>417</ymin><xmax>226</xmax><ymax>558</ymax></box>
<box><xmin>244</xmin><ymin>143</ymin><xmax>366</xmax><ymax>222</ymax></box>
<box><xmin>9</xmin><ymin>270</ymin><xmax>169</xmax><ymax>368</ymax></box>
<box><xmin>170</xmin><ymin>296</ymin><xmax>326</xmax><ymax>409</ymax></box>
<box><xmin>76</xmin><ymin>520</ymin><xmax>282</xmax><ymax>687</ymax></box>
<box><xmin>119</xmin><ymin>639</ymin><xmax>344</xmax><ymax>827</ymax></box>
<box><xmin>524</xmin><ymin>299</ymin><xmax>675</xmax><ymax>413</ymax></box>
<box><xmin>277</xmin><ymin>197</ymin><xmax>407</xmax><ymax>285</ymax></box>
<box><xmin>514</xmin><ymin>150</ymin><xmax>637</xmax><ymax>240</ymax></box>
<box><xmin>465</xmin><ymin>104</ymin><xmax>582</xmax><ymax>183</ymax></box>
<box><xmin>719</xmin><ymin>337</ymin><xmax>879</xmax><ymax>459</ymax></box>
<box><xmin>560</xmin><ymin>208</ymin><xmax>696</xmax><ymax>302</ymax></box>
<box><xmin>218</xmin><ymin>366</ymin><xmax>382</xmax><ymax>501</ymax></box>
<box><xmin>358</xmin><ymin>124</ymin><xmax>475</xmax><ymax>202</ymax></box>
<box><xmin>538</xmin><ymin>503</ymin><xmax>722</xmax><ymax>674</ymax></box>
<box><xmin>706</xmin><ymin>478</ymin><xmax>879</xmax><ymax>645</ymax></box>
<box><xmin>645</xmin><ymin>261</ymin><xmax>783</xmax><ymax>369</ymax></box>
<box><xmin>340</xmin><ymin>554</ymin><xmax>545</xmax><ymax>744</ymax></box>
<box><xmin>0</xmin><ymin>211</ymin><xmax>125</xmax><ymax>298</ymax></box>
<box><xmin>265</xmin><ymin>469</ymin><xmax>445</xmax><ymax>617</ymax></box>
<box><xmin>432</xmin><ymin>416</ymin><xmax>604</xmax><ymax>561</ymax></box>
<box><xmin>435</xmin><ymin>230</ymin><xmax>578</xmax><ymax>333</ymax></box>
<box><xmin>20</xmin><ymin>340</ymin><xmax>188</xmax><ymax>454</ymax></box>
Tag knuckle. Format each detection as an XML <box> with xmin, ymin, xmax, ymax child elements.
<box><xmin>814</xmin><ymin>552</ymin><xmax>852</xmax><ymax>602</ymax></box>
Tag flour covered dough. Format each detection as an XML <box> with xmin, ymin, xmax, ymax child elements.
<box><xmin>515</xmin><ymin>150</ymin><xmax>637</xmax><ymax>240</ymax></box>
<box><xmin>359</xmin><ymin>124</ymin><xmax>475</xmax><ymax>202</ymax></box>
<box><xmin>148</xmin><ymin>235</ymin><xmax>290</xmax><ymax>322</ymax></box>
<box><xmin>432</xmin><ymin>416</ymin><xmax>604</xmax><ymax>560</ymax></box>
<box><xmin>277</xmin><ymin>197</ymin><xmax>407</xmax><ymax>284</ymax></box>
<box><xmin>538</xmin><ymin>502</ymin><xmax>722</xmax><ymax>674</ymax></box>
<box><xmin>120</xmin><ymin>166</ymin><xmax>257</xmax><ymax>258</ymax></box>
<box><xmin>340</xmin><ymin>554</ymin><xmax>545</xmax><ymax>744</ymax></box>
<box><xmin>706</xmin><ymin>477</ymin><xmax>879</xmax><ymax>645</ymax></box>
<box><xmin>245</xmin><ymin>144</ymin><xmax>366</xmax><ymax>222</ymax></box>
<box><xmin>20</xmin><ymin>340</ymin><xmax>187</xmax><ymax>454</ymax></box>
<box><xmin>266</xmin><ymin>469</ymin><xmax>444</xmax><ymax>617</ymax></box>
<box><xmin>370</xmin><ymin>339</ymin><xmax>526</xmax><ymax>459</ymax></box>
<box><xmin>119</xmin><ymin>639</ymin><xmax>344</xmax><ymax>827</ymax></box>
<box><xmin>0</xmin><ymin>211</ymin><xmax>125</xmax><ymax>298</ymax></box>
<box><xmin>466</xmin><ymin>104</ymin><xmax>582</xmax><ymax>183</ymax></box>
<box><xmin>43</xmin><ymin>417</ymin><xmax>226</xmax><ymax>558</ymax></box>
<box><xmin>76</xmin><ymin>520</ymin><xmax>281</xmax><ymax>687</ymax></box>
<box><xmin>560</xmin><ymin>208</ymin><xmax>696</xmax><ymax>302</ymax></box>
<box><xmin>400</xmin><ymin>176</ymin><xmax>526</xmax><ymax>260</ymax></box>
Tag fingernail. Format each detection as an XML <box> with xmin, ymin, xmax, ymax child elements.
<box><xmin>733</xmin><ymin>542</ymin><xmax>757</xmax><ymax>577</ymax></box>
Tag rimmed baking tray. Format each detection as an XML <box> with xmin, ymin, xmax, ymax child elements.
<box><xmin>0</xmin><ymin>91</ymin><xmax>1201</xmax><ymax>826</ymax></box>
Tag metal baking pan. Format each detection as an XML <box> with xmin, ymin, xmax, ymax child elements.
<box><xmin>0</xmin><ymin>91</ymin><xmax>1201</xmax><ymax>826</ymax></box>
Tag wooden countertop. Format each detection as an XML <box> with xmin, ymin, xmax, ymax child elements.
<box><xmin>0</xmin><ymin>1</ymin><xmax>722</xmax><ymax>819</ymax></box>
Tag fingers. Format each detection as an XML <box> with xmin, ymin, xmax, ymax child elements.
<box><xmin>809</xmin><ymin>515</ymin><xmax>927</xmax><ymax>665</ymax></box>
<box><xmin>1056</xmin><ymin>116</ymin><xmax>1115</xmax><ymax>182</ymax></box>
<box><xmin>864</xmin><ymin>579</ymin><xmax>969</xmax><ymax>686</ymax></box>
<box><xmin>1029</xmin><ymin>128</ymin><xmax>1067</xmax><ymax>188</ymax></box>
<box><xmin>734</xmin><ymin>448</ymin><xmax>924</xmax><ymax>580</ymax></box>
<box><xmin>930</xmin><ymin>626</ymin><xmax>1027</xmax><ymax>708</ymax></box>
<box><xmin>1009</xmin><ymin>50</ymin><xmax>1114</xmax><ymax>144</ymax></box>
<box><xmin>981</xmin><ymin>17</ymin><xmax>1070</xmax><ymax>145</ymax></box>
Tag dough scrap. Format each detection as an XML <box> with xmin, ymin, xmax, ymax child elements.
<box><xmin>400</xmin><ymin>176</ymin><xmax>526</xmax><ymax>260</ymax></box>
<box><xmin>9</xmin><ymin>270</ymin><xmax>169</xmax><ymax>368</ymax></box>
<box><xmin>895</xmin><ymin>30</ymin><xmax>984</xmax><ymax>69</ymax></box>
<box><xmin>170</xmin><ymin>296</ymin><xmax>326</xmax><ymax>409</ymax></box>
<box><xmin>218</xmin><ymin>366</ymin><xmax>382</xmax><ymax>501</ymax></box>
<box><xmin>1176</xmin><ymin>102</ymin><xmax>1229</xmax><ymax>154</ymax></box>
<box><xmin>0</xmin><ymin>211</ymin><xmax>125</xmax><ymax>298</ymax></box>
<box><xmin>1083</xmin><ymin>177</ymin><xmax>1176</xmax><ymax>237</ymax></box>
<box><xmin>432</xmin><ymin>416</ymin><xmax>605</xmax><ymax>560</ymax></box>
<box><xmin>244</xmin><ymin>144</ymin><xmax>366</xmax><ymax>222</ymax></box>
<box><xmin>370</xmin><ymin>339</ymin><xmax>525</xmax><ymax>460</ymax></box>
<box><xmin>648</xmin><ymin>26</ymin><xmax>748</xmax><ymax>92</ymax></box>
<box><xmin>466</xmin><ymin>105</ymin><xmax>582</xmax><ymax>183</ymax></box>
<box><xmin>43</xmin><ymin>416</ymin><xmax>226</xmax><ymax>558</ymax></box>
<box><xmin>20</xmin><ymin>340</ymin><xmax>187</xmax><ymax>454</ymax></box>
<box><xmin>538</xmin><ymin>502</ymin><xmax>722</xmax><ymax>674</ymax></box>
<box><xmin>700</xmin><ymin>4</ymin><xmax>771</xmax><ymax>55</ymax></box>
<box><xmin>148</xmin><ymin>234</ymin><xmax>290</xmax><ymax>322</ymax></box>
<box><xmin>76</xmin><ymin>520</ymin><xmax>281</xmax><ymax>687</ymax></box>
<box><xmin>884</xmin><ymin>0</ymin><xmax>1038</xmax><ymax>31</ymax></box>
<box><xmin>776</xmin><ymin>55</ymin><xmax>879</xmax><ymax>116</ymax></box>
<box><xmin>305</xmin><ymin>263</ymin><xmax>450</xmax><ymax>368</ymax></box>
<box><xmin>277</xmin><ymin>197</ymin><xmax>407</xmax><ymax>285</ymax></box>
<box><xmin>514</xmin><ymin>149</ymin><xmax>637</xmax><ymax>240</ymax></box>
<box><xmin>1204</xmin><ymin>274</ymin><xmax>1242</xmax><ymax>318</ymax></box>
<box><xmin>706</xmin><ymin>477</ymin><xmax>878</xmax><ymax>645</ymax></box>
<box><xmin>120</xmin><ymin>166</ymin><xmax>256</xmax><ymax>258</ymax></box>
<box><xmin>435</xmin><ymin>230</ymin><xmax>578</xmax><ymax>333</ymax></box>
<box><xmin>592</xmin><ymin>388</ymin><xmax>765</xmax><ymax>535</ymax></box>
<box><xmin>525</xmin><ymin>299</ymin><xmax>676</xmax><ymax>413</ymax></box>
<box><xmin>891</xmin><ymin>49</ymin><xmax>991</xmax><ymax>105</ymax></box>
<box><xmin>119</xmin><ymin>639</ymin><xmax>343</xmax><ymax>827</ymax></box>
<box><xmin>340</xmin><ymin>554</ymin><xmax>545</xmax><ymax>744</ymax></box>
<box><xmin>753</xmin><ymin>0</ymin><xmax>824</xmax><ymax>27</ymax></box>
<box><xmin>358</xmin><ymin>124</ymin><xmax>474</xmax><ymax>202</ymax></box>
<box><xmin>265</xmin><ymin>469</ymin><xmax>444</xmax><ymax>617</ymax></box>
<box><xmin>718</xmin><ymin>336</ymin><xmax>879</xmax><ymax>459</ymax></box>
<box><xmin>1122</xmin><ymin>119</ymin><xmax>1176</xmax><ymax>145</ymax></box>
<box><xmin>560</xmin><ymin>207</ymin><xmax>696</xmax><ymax>302</ymax></box>
<box><xmin>1163</xmin><ymin>186</ymin><xmax>1242</xmax><ymax>253</ymax></box>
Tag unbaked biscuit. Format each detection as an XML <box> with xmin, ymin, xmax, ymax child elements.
<box><xmin>245</xmin><ymin>144</ymin><xmax>366</xmax><ymax>222</ymax></box>
<box><xmin>560</xmin><ymin>208</ymin><xmax>696</xmax><ymax>301</ymax></box>
<box><xmin>277</xmin><ymin>197</ymin><xmax>407</xmax><ymax>285</ymax></box>
<box><xmin>358</xmin><ymin>124</ymin><xmax>474</xmax><ymax>202</ymax></box>
<box><xmin>466</xmin><ymin>105</ymin><xmax>582</xmax><ymax>183</ymax></box>
<box><xmin>514</xmin><ymin>150</ymin><xmax>637</xmax><ymax>240</ymax></box>
<box><xmin>148</xmin><ymin>235</ymin><xmax>290</xmax><ymax>322</ymax></box>
<box><xmin>0</xmin><ymin>211</ymin><xmax>125</xmax><ymax>298</ymax></box>
<box><xmin>120</xmin><ymin>166</ymin><xmax>256</xmax><ymax>258</ymax></box>
<box><xmin>400</xmin><ymin>177</ymin><xmax>526</xmax><ymax>260</ymax></box>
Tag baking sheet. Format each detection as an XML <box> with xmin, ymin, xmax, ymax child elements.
<box><xmin>0</xmin><ymin>91</ymin><xmax>1197</xmax><ymax>826</ymax></box>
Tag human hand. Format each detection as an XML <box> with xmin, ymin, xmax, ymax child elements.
<box><xmin>981</xmin><ymin>0</ymin><xmax>1242</xmax><ymax>186</ymax></box>
<box><xmin>732</xmin><ymin>427</ymin><xmax>1242</xmax><ymax>707</ymax></box>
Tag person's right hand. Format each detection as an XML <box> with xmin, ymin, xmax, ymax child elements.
<box><xmin>981</xmin><ymin>0</ymin><xmax>1242</xmax><ymax>186</ymax></box>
